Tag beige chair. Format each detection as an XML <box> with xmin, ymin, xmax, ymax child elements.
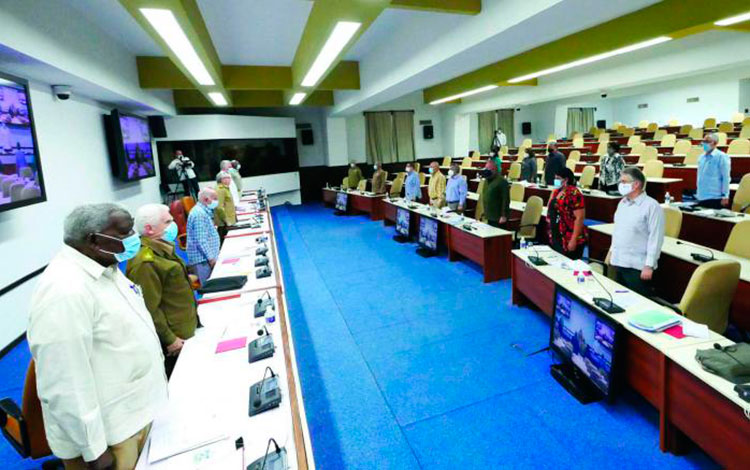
<box><xmin>589</xmin><ymin>126</ymin><xmax>599</xmax><ymax>135</ymax></box>
<box><xmin>572</xmin><ymin>137</ymin><xmax>584</xmax><ymax>148</ymax></box>
<box><xmin>732</xmin><ymin>174</ymin><xmax>750</xmax><ymax>213</ymax></box>
<box><xmin>612</xmin><ymin>121</ymin><xmax>622</xmax><ymax>129</ymax></box>
<box><xmin>643</xmin><ymin>159</ymin><xmax>664</xmax><ymax>178</ymax></box>
<box><xmin>2</xmin><ymin>176</ymin><xmax>17</xmax><ymax>197</ymax></box>
<box><xmin>547</xmin><ymin>133</ymin><xmax>556</xmax><ymax>142</ymax></box>
<box><xmin>595</xmin><ymin>142</ymin><xmax>608</xmax><ymax>156</ymax></box>
<box><xmin>536</xmin><ymin>157</ymin><xmax>545</xmax><ymax>173</ymax></box>
<box><xmin>647</xmin><ymin>122</ymin><xmax>659</xmax><ymax>132</ymax></box>
<box><xmin>672</xmin><ymin>139</ymin><xmax>692</xmax><ymax>156</ymax></box>
<box><xmin>571</xmin><ymin>132</ymin><xmax>583</xmax><ymax>140</ymax></box>
<box><xmin>442</xmin><ymin>156</ymin><xmax>452</xmax><ymax>167</ymax></box>
<box><xmin>461</xmin><ymin>157</ymin><xmax>473</xmax><ymax>168</ymax></box>
<box><xmin>731</xmin><ymin>112</ymin><xmax>745</xmax><ymax>124</ymax></box>
<box><xmin>565</xmin><ymin>160</ymin><xmax>577</xmax><ymax>171</ymax></box>
<box><xmin>518</xmin><ymin>196</ymin><xmax>544</xmax><ymax>239</ymax></box>
<box><xmin>418</xmin><ymin>172</ymin><xmax>426</xmax><ymax>185</ymax></box>
<box><xmin>716</xmin><ymin>132</ymin><xmax>728</xmax><ymax>146</ymax></box>
<box><xmin>500</xmin><ymin>145</ymin><xmax>509</xmax><ymax>156</ymax></box>
<box><xmin>630</xmin><ymin>142</ymin><xmax>646</xmax><ymax>155</ymax></box>
<box><xmin>414</xmin><ymin>162</ymin><xmax>421</xmax><ymax>172</ymax></box>
<box><xmin>508</xmin><ymin>162</ymin><xmax>521</xmax><ymax>181</ymax></box>
<box><xmin>663</xmin><ymin>206</ymin><xmax>682</xmax><ymax>238</ymax></box>
<box><xmin>20</xmin><ymin>185</ymin><xmax>41</xmax><ymax>200</ymax></box>
<box><xmin>522</xmin><ymin>138</ymin><xmax>532</xmax><ymax>148</ymax></box>
<box><xmin>653</xmin><ymin>129</ymin><xmax>667</xmax><ymax>141</ymax></box>
<box><xmin>638</xmin><ymin>120</ymin><xmax>649</xmax><ymax>129</ymax></box>
<box><xmin>688</xmin><ymin>128</ymin><xmax>704</xmax><ymax>140</ymax></box>
<box><xmin>724</xmin><ymin>220</ymin><xmax>750</xmax><ymax>259</ymax></box>
<box><xmin>579</xmin><ymin>165</ymin><xmax>596</xmax><ymax>188</ymax></box>
<box><xmin>621</xmin><ymin>127</ymin><xmax>635</xmax><ymax>137</ymax></box>
<box><xmin>626</xmin><ymin>135</ymin><xmax>641</xmax><ymax>147</ymax></box>
<box><xmin>740</xmin><ymin>126</ymin><xmax>750</xmax><ymax>139</ymax></box>
<box><xmin>470</xmin><ymin>150</ymin><xmax>481</xmax><ymax>161</ymax></box>
<box><xmin>660</xmin><ymin>134</ymin><xmax>677</xmax><ymax>148</ymax></box>
<box><xmin>718</xmin><ymin>121</ymin><xmax>734</xmax><ymax>133</ymax></box>
<box><xmin>598</xmin><ymin>133</ymin><xmax>610</xmax><ymax>143</ymax></box>
<box><xmin>743</xmin><ymin>117</ymin><xmax>750</xmax><ymax>127</ymax></box>
<box><xmin>679</xmin><ymin>124</ymin><xmax>693</xmax><ymax>134</ymax></box>
<box><xmin>9</xmin><ymin>182</ymin><xmax>24</xmax><ymax>201</ymax></box>
<box><xmin>510</xmin><ymin>182</ymin><xmax>525</xmax><ymax>202</ymax></box>
<box><xmin>567</xmin><ymin>150</ymin><xmax>581</xmax><ymax>163</ymax></box>
<box><xmin>727</xmin><ymin>138</ymin><xmax>750</xmax><ymax>154</ymax></box>
<box><xmin>703</xmin><ymin>117</ymin><xmax>717</xmax><ymax>129</ymax></box>
<box><xmin>668</xmin><ymin>119</ymin><xmax>680</xmax><ymax>126</ymax></box>
<box><xmin>684</xmin><ymin>146</ymin><xmax>702</xmax><ymax>165</ymax></box>
<box><xmin>341</xmin><ymin>176</ymin><xmax>350</xmax><ymax>189</ymax></box>
<box><xmin>389</xmin><ymin>175</ymin><xmax>404</xmax><ymax>197</ymax></box>
<box><xmin>474</xmin><ymin>179</ymin><xmax>486</xmax><ymax>222</ymax></box>
<box><xmin>357</xmin><ymin>179</ymin><xmax>367</xmax><ymax>191</ymax></box>
<box><xmin>672</xmin><ymin>260</ymin><xmax>741</xmax><ymax>333</ymax></box>
<box><xmin>637</xmin><ymin>146</ymin><xmax>658</xmax><ymax>164</ymax></box>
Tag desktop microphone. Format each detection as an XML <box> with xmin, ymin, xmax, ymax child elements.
<box><xmin>245</xmin><ymin>437</ymin><xmax>287</xmax><ymax>470</ymax></box>
<box><xmin>253</xmin><ymin>366</ymin><xmax>276</xmax><ymax>409</ymax></box>
<box><xmin>526</xmin><ymin>243</ymin><xmax>548</xmax><ymax>266</ymax></box>
<box><xmin>740</xmin><ymin>202</ymin><xmax>750</xmax><ymax>214</ymax></box>
<box><xmin>589</xmin><ymin>271</ymin><xmax>625</xmax><ymax>314</ymax></box>
<box><xmin>675</xmin><ymin>240</ymin><xmax>715</xmax><ymax>263</ymax></box>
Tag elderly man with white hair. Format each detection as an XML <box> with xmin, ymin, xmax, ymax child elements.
<box><xmin>126</xmin><ymin>203</ymin><xmax>198</xmax><ymax>377</ymax></box>
<box><xmin>696</xmin><ymin>132</ymin><xmax>732</xmax><ymax>208</ymax></box>
<box><xmin>187</xmin><ymin>187</ymin><xmax>221</xmax><ymax>284</ymax></box>
<box><xmin>28</xmin><ymin>203</ymin><xmax>167</xmax><ymax>470</ymax></box>
<box><xmin>215</xmin><ymin>170</ymin><xmax>237</xmax><ymax>241</ymax></box>
<box><xmin>229</xmin><ymin>159</ymin><xmax>243</xmax><ymax>197</ymax></box>
<box><xmin>220</xmin><ymin>159</ymin><xmax>240</xmax><ymax>204</ymax></box>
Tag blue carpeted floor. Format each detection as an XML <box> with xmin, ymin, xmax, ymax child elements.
<box><xmin>0</xmin><ymin>204</ymin><xmax>717</xmax><ymax>469</ymax></box>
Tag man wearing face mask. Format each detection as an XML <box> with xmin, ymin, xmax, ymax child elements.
<box><xmin>347</xmin><ymin>162</ymin><xmax>363</xmax><ymax>190</ymax></box>
<box><xmin>480</xmin><ymin>157</ymin><xmax>510</xmax><ymax>227</ymax></box>
<box><xmin>229</xmin><ymin>159</ymin><xmax>243</xmax><ymax>197</ymax></box>
<box><xmin>28</xmin><ymin>203</ymin><xmax>167</xmax><ymax>470</ymax></box>
<box><xmin>609</xmin><ymin>167</ymin><xmax>665</xmax><ymax>296</ymax></box>
<box><xmin>696</xmin><ymin>133</ymin><xmax>731</xmax><ymax>209</ymax></box>
<box><xmin>371</xmin><ymin>162</ymin><xmax>387</xmax><ymax>194</ymax></box>
<box><xmin>427</xmin><ymin>161</ymin><xmax>446</xmax><ymax>208</ymax></box>
<box><xmin>187</xmin><ymin>187</ymin><xmax>221</xmax><ymax>285</ymax></box>
<box><xmin>127</xmin><ymin>203</ymin><xmax>198</xmax><ymax>377</ymax></box>
<box><xmin>404</xmin><ymin>163</ymin><xmax>421</xmax><ymax>202</ymax></box>
<box><xmin>544</xmin><ymin>142</ymin><xmax>566</xmax><ymax>186</ymax></box>
<box><xmin>445</xmin><ymin>163</ymin><xmax>468</xmax><ymax>212</ymax></box>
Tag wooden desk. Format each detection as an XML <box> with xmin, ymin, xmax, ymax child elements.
<box><xmin>588</xmin><ymin>223</ymin><xmax>750</xmax><ymax>332</ymax></box>
<box><xmin>674</xmin><ymin>206</ymin><xmax>745</xmax><ymax>250</ymax></box>
<box><xmin>522</xmin><ymin>185</ymin><xmax>621</xmax><ymax>222</ymax></box>
<box><xmin>575</xmin><ymin>161</ymin><xmax>696</xmax><ymax>192</ymax></box>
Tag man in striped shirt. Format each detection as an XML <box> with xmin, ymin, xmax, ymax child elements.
<box><xmin>187</xmin><ymin>187</ymin><xmax>221</xmax><ymax>285</ymax></box>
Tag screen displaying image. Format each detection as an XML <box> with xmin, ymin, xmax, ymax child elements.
<box><xmin>419</xmin><ymin>217</ymin><xmax>438</xmax><ymax>251</ymax></box>
<box><xmin>335</xmin><ymin>192</ymin><xmax>347</xmax><ymax>211</ymax></box>
<box><xmin>551</xmin><ymin>290</ymin><xmax>616</xmax><ymax>394</ymax></box>
<box><xmin>396</xmin><ymin>208</ymin><xmax>410</xmax><ymax>236</ymax></box>
<box><xmin>0</xmin><ymin>74</ymin><xmax>45</xmax><ymax>212</ymax></box>
<box><xmin>119</xmin><ymin>114</ymin><xmax>154</xmax><ymax>180</ymax></box>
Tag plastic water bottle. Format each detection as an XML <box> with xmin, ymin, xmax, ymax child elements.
<box><xmin>265</xmin><ymin>305</ymin><xmax>276</xmax><ymax>325</ymax></box>
<box><xmin>520</xmin><ymin>237</ymin><xmax>528</xmax><ymax>250</ymax></box>
<box><xmin>576</xmin><ymin>271</ymin><xmax>586</xmax><ymax>286</ymax></box>
<box><xmin>664</xmin><ymin>191</ymin><xmax>672</xmax><ymax>204</ymax></box>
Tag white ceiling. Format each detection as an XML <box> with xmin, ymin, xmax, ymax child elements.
<box><xmin>197</xmin><ymin>0</ymin><xmax>312</xmax><ymax>66</ymax></box>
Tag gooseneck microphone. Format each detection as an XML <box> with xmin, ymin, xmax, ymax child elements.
<box><xmin>254</xmin><ymin>366</ymin><xmax>276</xmax><ymax>408</ymax></box>
<box><xmin>589</xmin><ymin>272</ymin><xmax>625</xmax><ymax>314</ymax></box>
<box><xmin>676</xmin><ymin>240</ymin><xmax>715</xmax><ymax>263</ymax></box>
<box><xmin>260</xmin><ymin>438</ymin><xmax>282</xmax><ymax>470</ymax></box>
<box><xmin>527</xmin><ymin>243</ymin><xmax>548</xmax><ymax>266</ymax></box>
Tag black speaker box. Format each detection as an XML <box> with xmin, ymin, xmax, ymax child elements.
<box><xmin>521</xmin><ymin>122</ymin><xmax>532</xmax><ymax>135</ymax></box>
<box><xmin>301</xmin><ymin>129</ymin><xmax>314</xmax><ymax>145</ymax></box>
<box><xmin>423</xmin><ymin>125</ymin><xmax>434</xmax><ymax>140</ymax></box>
<box><xmin>596</xmin><ymin>119</ymin><xmax>606</xmax><ymax>129</ymax></box>
<box><xmin>148</xmin><ymin>116</ymin><xmax>167</xmax><ymax>138</ymax></box>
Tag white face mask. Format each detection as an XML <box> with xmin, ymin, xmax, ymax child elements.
<box><xmin>618</xmin><ymin>182</ymin><xmax>633</xmax><ymax>196</ymax></box>
<box><xmin>373</xmin><ymin>165</ymin><xmax>378</xmax><ymax>170</ymax></box>
<box><xmin>448</xmin><ymin>170</ymin><xmax>455</xmax><ymax>177</ymax></box>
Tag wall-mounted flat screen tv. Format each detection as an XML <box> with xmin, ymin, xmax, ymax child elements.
<box><xmin>0</xmin><ymin>72</ymin><xmax>46</xmax><ymax>213</ymax></box>
<box><xmin>104</xmin><ymin>109</ymin><xmax>155</xmax><ymax>182</ymax></box>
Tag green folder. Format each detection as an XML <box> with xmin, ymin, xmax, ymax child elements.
<box><xmin>628</xmin><ymin>310</ymin><xmax>681</xmax><ymax>332</ymax></box>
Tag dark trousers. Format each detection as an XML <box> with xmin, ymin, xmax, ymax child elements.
<box><xmin>218</xmin><ymin>225</ymin><xmax>228</xmax><ymax>245</ymax></box>
<box><xmin>165</xmin><ymin>354</ymin><xmax>178</xmax><ymax>380</ymax></box>
<box><xmin>488</xmin><ymin>220</ymin><xmax>501</xmax><ymax>228</ymax></box>
<box><xmin>697</xmin><ymin>198</ymin><xmax>724</xmax><ymax>209</ymax></box>
<box><xmin>182</xmin><ymin>179</ymin><xmax>200</xmax><ymax>199</ymax></box>
<box><xmin>615</xmin><ymin>266</ymin><xmax>653</xmax><ymax>297</ymax></box>
<box><xmin>600</xmin><ymin>183</ymin><xmax>618</xmax><ymax>193</ymax></box>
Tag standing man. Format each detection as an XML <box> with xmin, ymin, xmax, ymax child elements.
<box><xmin>28</xmin><ymin>204</ymin><xmax>167</xmax><ymax>470</ymax></box>
<box><xmin>220</xmin><ymin>160</ymin><xmax>240</xmax><ymax>205</ymax></box>
<box><xmin>347</xmin><ymin>162</ymin><xmax>363</xmax><ymax>190</ymax></box>
<box><xmin>445</xmin><ymin>163</ymin><xmax>468</xmax><ymax>212</ymax></box>
<box><xmin>404</xmin><ymin>163</ymin><xmax>421</xmax><ymax>202</ymax></box>
<box><xmin>696</xmin><ymin>133</ymin><xmax>731</xmax><ymax>208</ymax></box>
<box><xmin>428</xmin><ymin>161</ymin><xmax>446</xmax><ymax>208</ymax></box>
<box><xmin>480</xmin><ymin>157</ymin><xmax>510</xmax><ymax>227</ymax></box>
<box><xmin>544</xmin><ymin>142</ymin><xmax>566</xmax><ymax>186</ymax></box>
<box><xmin>491</xmin><ymin>128</ymin><xmax>507</xmax><ymax>156</ymax></box>
<box><xmin>187</xmin><ymin>187</ymin><xmax>221</xmax><ymax>285</ymax></box>
<box><xmin>609</xmin><ymin>167</ymin><xmax>665</xmax><ymax>296</ymax></box>
<box><xmin>229</xmin><ymin>160</ymin><xmax>244</xmax><ymax>198</ymax></box>
<box><xmin>520</xmin><ymin>148</ymin><xmax>538</xmax><ymax>183</ymax></box>
<box><xmin>215</xmin><ymin>171</ymin><xmax>237</xmax><ymax>241</ymax></box>
<box><xmin>168</xmin><ymin>149</ymin><xmax>199</xmax><ymax>199</ymax></box>
<box><xmin>372</xmin><ymin>162</ymin><xmax>387</xmax><ymax>194</ymax></box>
<box><xmin>127</xmin><ymin>204</ymin><xmax>198</xmax><ymax>377</ymax></box>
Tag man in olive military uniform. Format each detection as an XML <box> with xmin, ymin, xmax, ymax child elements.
<box><xmin>347</xmin><ymin>162</ymin><xmax>363</xmax><ymax>189</ymax></box>
<box><xmin>127</xmin><ymin>203</ymin><xmax>198</xmax><ymax>377</ymax></box>
<box><xmin>372</xmin><ymin>162</ymin><xmax>387</xmax><ymax>194</ymax></box>
<box><xmin>214</xmin><ymin>171</ymin><xmax>237</xmax><ymax>242</ymax></box>
<box><xmin>481</xmin><ymin>157</ymin><xmax>510</xmax><ymax>228</ymax></box>
<box><xmin>428</xmin><ymin>161</ymin><xmax>446</xmax><ymax>208</ymax></box>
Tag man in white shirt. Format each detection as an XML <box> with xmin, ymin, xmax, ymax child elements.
<box><xmin>609</xmin><ymin>167</ymin><xmax>666</xmax><ymax>296</ymax></box>
<box><xmin>167</xmin><ymin>150</ymin><xmax>199</xmax><ymax>199</ymax></box>
<box><xmin>28</xmin><ymin>203</ymin><xmax>168</xmax><ymax>470</ymax></box>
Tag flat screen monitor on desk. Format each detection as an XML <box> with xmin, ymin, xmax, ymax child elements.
<box><xmin>550</xmin><ymin>287</ymin><xmax>621</xmax><ymax>404</ymax></box>
<box><xmin>335</xmin><ymin>192</ymin><xmax>347</xmax><ymax>212</ymax></box>
<box><xmin>417</xmin><ymin>216</ymin><xmax>438</xmax><ymax>256</ymax></box>
<box><xmin>394</xmin><ymin>207</ymin><xmax>410</xmax><ymax>242</ymax></box>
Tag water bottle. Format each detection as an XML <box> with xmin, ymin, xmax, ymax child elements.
<box><xmin>576</xmin><ymin>271</ymin><xmax>586</xmax><ymax>286</ymax></box>
<box><xmin>664</xmin><ymin>191</ymin><xmax>672</xmax><ymax>204</ymax></box>
<box><xmin>520</xmin><ymin>237</ymin><xmax>528</xmax><ymax>250</ymax></box>
<box><xmin>265</xmin><ymin>305</ymin><xmax>276</xmax><ymax>325</ymax></box>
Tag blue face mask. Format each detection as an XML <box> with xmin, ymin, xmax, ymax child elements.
<box><xmin>702</xmin><ymin>142</ymin><xmax>712</xmax><ymax>152</ymax></box>
<box><xmin>162</xmin><ymin>222</ymin><xmax>178</xmax><ymax>243</ymax></box>
<box><xmin>208</xmin><ymin>200</ymin><xmax>219</xmax><ymax>210</ymax></box>
<box><xmin>553</xmin><ymin>179</ymin><xmax>562</xmax><ymax>188</ymax></box>
<box><xmin>96</xmin><ymin>232</ymin><xmax>141</xmax><ymax>262</ymax></box>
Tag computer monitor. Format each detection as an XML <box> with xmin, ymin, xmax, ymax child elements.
<box><xmin>396</xmin><ymin>208</ymin><xmax>410</xmax><ymax>236</ymax></box>
<box><xmin>418</xmin><ymin>216</ymin><xmax>438</xmax><ymax>252</ymax></box>
<box><xmin>335</xmin><ymin>192</ymin><xmax>347</xmax><ymax>212</ymax></box>
<box><xmin>549</xmin><ymin>286</ymin><xmax>620</xmax><ymax>402</ymax></box>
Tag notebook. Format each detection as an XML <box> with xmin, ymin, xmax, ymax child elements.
<box><xmin>628</xmin><ymin>311</ymin><xmax>681</xmax><ymax>332</ymax></box>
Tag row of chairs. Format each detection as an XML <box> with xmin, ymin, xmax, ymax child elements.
<box><xmin>0</xmin><ymin>173</ymin><xmax>42</xmax><ymax>201</ymax></box>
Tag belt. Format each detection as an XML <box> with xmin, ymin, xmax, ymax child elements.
<box><xmin>447</xmin><ymin>200</ymin><xmax>459</xmax><ymax>204</ymax></box>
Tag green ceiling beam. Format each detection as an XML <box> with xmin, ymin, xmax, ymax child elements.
<box><xmin>223</xmin><ymin>66</ymin><xmax>292</xmax><ymax>90</ymax></box>
<box><xmin>319</xmin><ymin>61</ymin><xmax>360</xmax><ymax>90</ymax></box>
<box><xmin>424</xmin><ymin>0</ymin><xmax>750</xmax><ymax>104</ymax></box>
<box><xmin>174</xmin><ymin>89</ymin><xmax>335</xmax><ymax>108</ymax></box>
<box><xmin>389</xmin><ymin>0</ymin><xmax>481</xmax><ymax>15</ymax></box>
<box><xmin>137</xmin><ymin>56</ymin><xmax>194</xmax><ymax>89</ymax></box>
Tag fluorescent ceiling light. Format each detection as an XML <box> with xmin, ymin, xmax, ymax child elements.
<box><xmin>301</xmin><ymin>21</ymin><xmax>361</xmax><ymax>87</ymax></box>
<box><xmin>140</xmin><ymin>8</ymin><xmax>215</xmax><ymax>86</ymax></box>
<box><xmin>507</xmin><ymin>36</ymin><xmax>672</xmax><ymax>84</ymax></box>
<box><xmin>715</xmin><ymin>12</ymin><xmax>750</xmax><ymax>26</ymax></box>
<box><xmin>429</xmin><ymin>85</ymin><xmax>498</xmax><ymax>105</ymax></box>
<box><xmin>208</xmin><ymin>92</ymin><xmax>227</xmax><ymax>106</ymax></box>
<box><xmin>289</xmin><ymin>92</ymin><xmax>307</xmax><ymax>106</ymax></box>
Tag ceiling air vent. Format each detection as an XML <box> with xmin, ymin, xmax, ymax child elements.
<box><xmin>687</xmin><ymin>97</ymin><xmax>700</xmax><ymax>103</ymax></box>
<box><xmin>637</xmin><ymin>103</ymin><xmax>648</xmax><ymax>109</ymax></box>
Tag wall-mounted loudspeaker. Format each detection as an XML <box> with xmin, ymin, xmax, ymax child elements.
<box><xmin>521</xmin><ymin>122</ymin><xmax>532</xmax><ymax>135</ymax></box>
<box><xmin>300</xmin><ymin>129</ymin><xmax>314</xmax><ymax>145</ymax></box>
<box><xmin>596</xmin><ymin>120</ymin><xmax>606</xmax><ymax>129</ymax></box>
<box><xmin>148</xmin><ymin>116</ymin><xmax>167</xmax><ymax>138</ymax></box>
<box><xmin>423</xmin><ymin>125</ymin><xmax>434</xmax><ymax>140</ymax></box>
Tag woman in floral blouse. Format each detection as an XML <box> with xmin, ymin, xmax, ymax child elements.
<box><xmin>547</xmin><ymin>167</ymin><xmax>587</xmax><ymax>259</ymax></box>
<box><xmin>599</xmin><ymin>142</ymin><xmax>625</xmax><ymax>192</ymax></box>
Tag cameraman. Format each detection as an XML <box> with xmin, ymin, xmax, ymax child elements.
<box><xmin>168</xmin><ymin>150</ymin><xmax>199</xmax><ymax>199</ymax></box>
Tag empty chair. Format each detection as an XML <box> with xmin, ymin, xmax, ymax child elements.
<box><xmin>414</xmin><ymin>162</ymin><xmax>421</xmax><ymax>172</ymax></box>
<box><xmin>663</xmin><ymin>206</ymin><xmax>683</xmax><ymax>238</ymax></box>
<box><xmin>500</xmin><ymin>145</ymin><xmax>509</xmax><ymax>155</ymax></box>
<box><xmin>470</xmin><ymin>150</ymin><xmax>481</xmax><ymax>161</ymax></box>
<box><xmin>660</xmin><ymin>134</ymin><xmax>677</xmax><ymax>148</ymax></box>
<box><xmin>589</xmin><ymin>126</ymin><xmax>599</xmax><ymax>135</ymax></box>
<box><xmin>181</xmin><ymin>196</ymin><xmax>196</xmax><ymax>215</ymax></box>
<box><xmin>342</xmin><ymin>176</ymin><xmax>350</xmax><ymax>189</ymax></box>
<box><xmin>703</xmin><ymin>117</ymin><xmax>717</xmax><ymax>129</ymax></box>
<box><xmin>688</xmin><ymin>127</ymin><xmax>704</xmax><ymax>140</ymax></box>
<box><xmin>727</xmin><ymin>138</ymin><xmax>750</xmax><ymax>154</ymax></box>
<box><xmin>612</xmin><ymin>121</ymin><xmax>622</xmax><ymax>129</ymax></box>
<box><xmin>716</xmin><ymin>132</ymin><xmax>728</xmax><ymax>146</ymax></box>
<box><xmin>515</xmin><ymin>146</ymin><xmax>527</xmax><ymax>162</ymax></box>
<box><xmin>508</xmin><ymin>162</ymin><xmax>521</xmax><ymax>181</ymax></box>
<box><xmin>717</xmin><ymin>121</ymin><xmax>734</xmax><ymax>133</ymax></box>
<box><xmin>510</xmin><ymin>182</ymin><xmax>525</xmax><ymax>202</ymax></box>
<box><xmin>598</xmin><ymin>132</ymin><xmax>610</xmax><ymax>143</ymax></box>
<box><xmin>522</xmin><ymin>138</ymin><xmax>532</xmax><ymax>148</ymax></box>
<box><xmin>672</xmin><ymin>139</ymin><xmax>692</xmax><ymax>155</ymax></box>
<box><xmin>517</xmin><ymin>196</ymin><xmax>544</xmax><ymax>240</ymax></box>
<box><xmin>461</xmin><ymin>157</ymin><xmax>473</xmax><ymax>168</ymax></box>
<box><xmin>740</xmin><ymin>126</ymin><xmax>750</xmax><ymax>139</ymax></box>
<box><xmin>743</xmin><ymin>117</ymin><xmax>750</xmax><ymax>127</ymax></box>
<box><xmin>724</xmin><ymin>220</ymin><xmax>750</xmax><ymax>259</ymax></box>
<box><xmin>536</xmin><ymin>157</ymin><xmax>545</xmax><ymax>172</ymax></box>
<box><xmin>643</xmin><ymin>160</ymin><xmax>664</xmax><ymax>178</ymax></box>
<box><xmin>626</xmin><ymin>135</ymin><xmax>641</xmax><ymax>147</ymax></box>
<box><xmin>442</xmin><ymin>156</ymin><xmax>452</xmax><ymax>166</ymax></box>
<box><xmin>647</xmin><ymin>122</ymin><xmax>659</xmax><ymax>132</ymax></box>
<box><xmin>2</xmin><ymin>176</ymin><xmax>17</xmax><ymax>197</ymax></box>
<box><xmin>418</xmin><ymin>172</ymin><xmax>426</xmax><ymax>185</ymax></box>
<box><xmin>357</xmin><ymin>179</ymin><xmax>367</xmax><ymax>191</ymax></box>
<box><xmin>567</xmin><ymin>150</ymin><xmax>581</xmax><ymax>162</ymax></box>
<box><xmin>595</xmin><ymin>142</ymin><xmax>608</xmax><ymax>156</ymax></box>
<box><xmin>389</xmin><ymin>175</ymin><xmax>404</xmax><ymax>197</ymax></box>
<box><xmin>679</xmin><ymin>124</ymin><xmax>693</xmax><ymax>134</ymax></box>
<box><xmin>547</xmin><ymin>133</ymin><xmax>556</xmax><ymax>142</ymax></box>
<box><xmin>572</xmin><ymin>137</ymin><xmax>584</xmax><ymax>148</ymax></box>
<box><xmin>565</xmin><ymin>159</ymin><xmax>577</xmax><ymax>171</ymax></box>
<box><xmin>637</xmin><ymin>146</ymin><xmax>658</xmax><ymax>164</ymax></box>
<box><xmin>731</xmin><ymin>112</ymin><xmax>745</xmax><ymax>123</ymax></box>
<box><xmin>638</xmin><ymin>120</ymin><xmax>649</xmax><ymax>129</ymax></box>
<box><xmin>653</xmin><ymin>129</ymin><xmax>667</xmax><ymax>141</ymax></box>
<box><xmin>579</xmin><ymin>165</ymin><xmax>596</xmax><ymax>188</ymax></box>
<box><xmin>732</xmin><ymin>174</ymin><xmax>750</xmax><ymax>213</ymax></box>
<box><xmin>474</xmin><ymin>179</ymin><xmax>486</xmax><ymax>222</ymax></box>
<box><xmin>9</xmin><ymin>182</ymin><xmax>24</xmax><ymax>201</ymax></box>
<box><xmin>668</xmin><ymin>118</ymin><xmax>680</xmax><ymax>126</ymax></box>
<box><xmin>621</xmin><ymin>127</ymin><xmax>635</xmax><ymax>137</ymax></box>
<box><xmin>684</xmin><ymin>146</ymin><xmax>702</xmax><ymax>165</ymax></box>
<box><xmin>630</xmin><ymin>142</ymin><xmax>646</xmax><ymax>155</ymax></box>
<box><xmin>571</xmin><ymin>132</ymin><xmax>583</xmax><ymax>140</ymax></box>
<box><xmin>670</xmin><ymin>260</ymin><xmax>741</xmax><ymax>333</ymax></box>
